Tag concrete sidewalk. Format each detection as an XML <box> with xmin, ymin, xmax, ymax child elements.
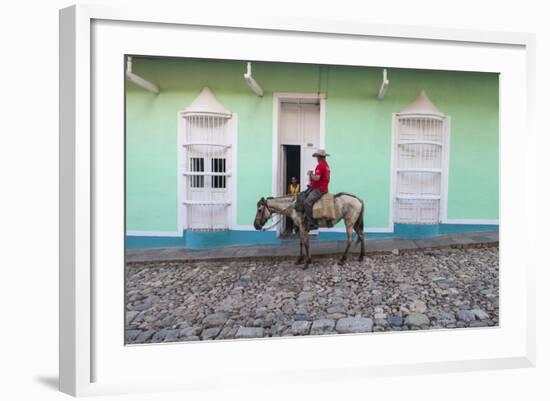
<box><xmin>126</xmin><ymin>230</ymin><xmax>498</xmax><ymax>264</ymax></box>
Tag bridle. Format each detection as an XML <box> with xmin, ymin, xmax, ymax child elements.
<box><xmin>257</xmin><ymin>196</ymin><xmax>296</xmax><ymax>231</ymax></box>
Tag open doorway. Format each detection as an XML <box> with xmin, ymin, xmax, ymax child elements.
<box><xmin>274</xmin><ymin>93</ymin><xmax>325</xmax><ymax>237</ymax></box>
<box><xmin>281</xmin><ymin>145</ymin><xmax>301</xmax><ymax>236</ymax></box>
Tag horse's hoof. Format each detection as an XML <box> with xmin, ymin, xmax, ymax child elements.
<box><xmin>302</xmin><ymin>263</ymin><xmax>310</xmax><ymax>270</ymax></box>
<box><xmin>338</xmin><ymin>259</ymin><xmax>346</xmax><ymax>266</ymax></box>
<box><xmin>358</xmin><ymin>255</ymin><xmax>364</xmax><ymax>262</ymax></box>
<box><xmin>295</xmin><ymin>258</ymin><xmax>304</xmax><ymax>265</ymax></box>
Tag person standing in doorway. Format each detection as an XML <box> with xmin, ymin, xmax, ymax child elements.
<box><xmin>286</xmin><ymin>176</ymin><xmax>301</xmax><ymax>234</ymax></box>
<box><xmin>304</xmin><ymin>149</ymin><xmax>330</xmax><ymax>231</ymax></box>
<box><xmin>288</xmin><ymin>176</ymin><xmax>300</xmax><ymax>195</ymax></box>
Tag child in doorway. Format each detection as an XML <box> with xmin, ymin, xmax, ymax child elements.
<box><xmin>287</xmin><ymin>176</ymin><xmax>300</xmax><ymax>234</ymax></box>
<box><xmin>288</xmin><ymin>176</ymin><xmax>300</xmax><ymax>195</ymax></box>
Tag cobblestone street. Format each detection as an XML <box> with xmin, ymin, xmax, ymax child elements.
<box><xmin>125</xmin><ymin>246</ymin><xmax>499</xmax><ymax>344</ymax></box>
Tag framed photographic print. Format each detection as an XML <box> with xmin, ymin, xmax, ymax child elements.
<box><xmin>59</xmin><ymin>3</ymin><xmax>536</xmax><ymax>397</ymax></box>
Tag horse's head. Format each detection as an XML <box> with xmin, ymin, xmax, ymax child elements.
<box><xmin>253</xmin><ymin>197</ymin><xmax>272</xmax><ymax>230</ymax></box>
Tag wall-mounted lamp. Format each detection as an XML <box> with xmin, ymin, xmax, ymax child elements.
<box><xmin>244</xmin><ymin>62</ymin><xmax>264</xmax><ymax>97</ymax></box>
<box><xmin>378</xmin><ymin>68</ymin><xmax>389</xmax><ymax>100</ymax></box>
<box><xmin>126</xmin><ymin>56</ymin><xmax>160</xmax><ymax>94</ymax></box>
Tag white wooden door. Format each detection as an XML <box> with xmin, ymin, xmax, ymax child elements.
<box><xmin>278</xmin><ymin>145</ymin><xmax>288</xmax><ymax>232</ymax></box>
<box><xmin>279</xmin><ymin>101</ymin><xmax>320</xmax><ymax>191</ymax></box>
<box><xmin>279</xmin><ymin>103</ymin><xmax>301</xmax><ymax>146</ymax></box>
<box><xmin>279</xmin><ymin>145</ymin><xmax>287</xmax><ymax>197</ymax></box>
<box><xmin>300</xmin><ymin>103</ymin><xmax>321</xmax><ymax>188</ymax></box>
<box><xmin>278</xmin><ymin>100</ymin><xmax>321</xmax><ymax>235</ymax></box>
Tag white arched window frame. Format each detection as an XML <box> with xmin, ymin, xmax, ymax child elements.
<box><xmin>390</xmin><ymin>91</ymin><xmax>451</xmax><ymax>225</ymax></box>
<box><xmin>177</xmin><ymin>88</ymin><xmax>238</xmax><ymax>233</ymax></box>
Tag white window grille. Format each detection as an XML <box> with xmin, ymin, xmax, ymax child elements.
<box><xmin>189</xmin><ymin>157</ymin><xmax>205</xmax><ymax>188</ymax></box>
<box><xmin>393</xmin><ymin>90</ymin><xmax>450</xmax><ymax>224</ymax></box>
<box><xmin>180</xmin><ymin>87</ymin><xmax>233</xmax><ymax>231</ymax></box>
<box><xmin>211</xmin><ymin>158</ymin><xmax>227</xmax><ymax>189</ymax></box>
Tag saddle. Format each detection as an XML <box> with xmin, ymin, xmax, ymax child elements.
<box><xmin>312</xmin><ymin>193</ymin><xmax>337</xmax><ymax>221</ymax></box>
<box><xmin>295</xmin><ymin>190</ymin><xmax>336</xmax><ymax>227</ymax></box>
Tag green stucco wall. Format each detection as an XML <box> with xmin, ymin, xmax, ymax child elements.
<box><xmin>126</xmin><ymin>58</ymin><xmax>499</xmax><ymax>232</ymax></box>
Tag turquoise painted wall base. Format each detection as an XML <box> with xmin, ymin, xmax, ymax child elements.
<box><xmin>126</xmin><ymin>224</ymin><xmax>498</xmax><ymax>250</ymax></box>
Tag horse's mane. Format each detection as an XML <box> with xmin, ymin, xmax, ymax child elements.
<box><xmin>267</xmin><ymin>195</ymin><xmax>296</xmax><ymax>201</ymax></box>
<box><xmin>334</xmin><ymin>192</ymin><xmax>362</xmax><ymax>201</ymax></box>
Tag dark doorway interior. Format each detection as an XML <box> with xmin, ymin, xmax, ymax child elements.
<box><xmin>283</xmin><ymin>145</ymin><xmax>300</xmax><ymax>236</ymax></box>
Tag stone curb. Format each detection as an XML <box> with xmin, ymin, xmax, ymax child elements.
<box><xmin>126</xmin><ymin>235</ymin><xmax>498</xmax><ymax>266</ymax></box>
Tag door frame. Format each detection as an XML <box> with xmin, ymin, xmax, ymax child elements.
<box><xmin>272</xmin><ymin>92</ymin><xmax>326</xmax><ymax>236</ymax></box>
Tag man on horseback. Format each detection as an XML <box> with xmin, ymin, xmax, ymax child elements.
<box><xmin>254</xmin><ymin>161</ymin><xmax>365</xmax><ymax>267</ymax></box>
<box><xmin>304</xmin><ymin>149</ymin><xmax>330</xmax><ymax>231</ymax></box>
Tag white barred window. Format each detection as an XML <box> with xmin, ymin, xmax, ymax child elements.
<box><xmin>180</xmin><ymin>87</ymin><xmax>234</xmax><ymax>231</ymax></box>
<box><xmin>393</xmin><ymin>91</ymin><xmax>450</xmax><ymax>224</ymax></box>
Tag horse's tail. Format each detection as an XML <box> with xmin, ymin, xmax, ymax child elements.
<box><xmin>354</xmin><ymin>198</ymin><xmax>365</xmax><ymax>244</ymax></box>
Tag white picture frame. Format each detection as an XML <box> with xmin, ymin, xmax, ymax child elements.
<box><xmin>59</xmin><ymin>4</ymin><xmax>536</xmax><ymax>397</ymax></box>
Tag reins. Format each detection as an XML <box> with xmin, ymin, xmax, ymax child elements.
<box><xmin>261</xmin><ymin>218</ymin><xmax>283</xmax><ymax>231</ymax></box>
<box><xmin>260</xmin><ymin>197</ymin><xmax>296</xmax><ymax>231</ymax></box>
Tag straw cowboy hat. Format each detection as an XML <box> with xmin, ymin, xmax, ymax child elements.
<box><xmin>312</xmin><ymin>149</ymin><xmax>330</xmax><ymax>157</ymax></box>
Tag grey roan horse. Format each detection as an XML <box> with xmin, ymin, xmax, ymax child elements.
<box><xmin>253</xmin><ymin>193</ymin><xmax>365</xmax><ymax>269</ymax></box>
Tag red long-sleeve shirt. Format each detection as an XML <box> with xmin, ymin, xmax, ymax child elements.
<box><xmin>310</xmin><ymin>160</ymin><xmax>330</xmax><ymax>192</ymax></box>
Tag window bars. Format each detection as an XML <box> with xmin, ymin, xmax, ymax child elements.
<box><xmin>182</xmin><ymin>114</ymin><xmax>232</xmax><ymax>230</ymax></box>
<box><xmin>395</xmin><ymin>117</ymin><xmax>446</xmax><ymax>224</ymax></box>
